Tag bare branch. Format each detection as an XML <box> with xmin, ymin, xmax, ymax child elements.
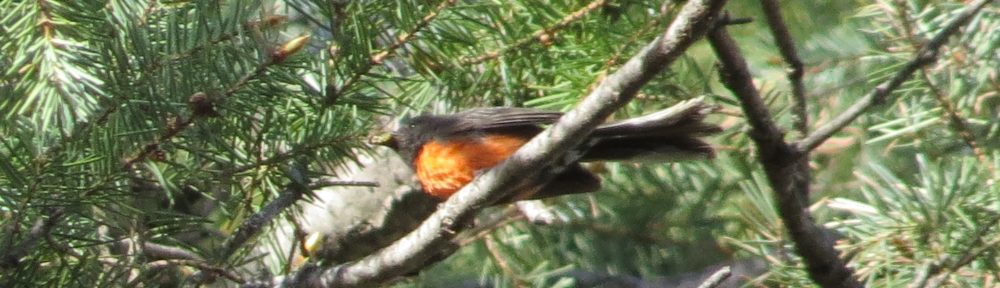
<box><xmin>708</xmin><ymin>16</ymin><xmax>861</xmax><ymax>288</ymax></box>
<box><xmin>113</xmin><ymin>239</ymin><xmax>204</xmax><ymax>261</ymax></box>
<box><xmin>0</xmin><ymin>208</ymin><xmax>64</xmax><ymax>269</ymax></box>
<box><xmin>219</xmin><ymin>180</ymin><xmax>311</xmax><ymax>262</ymax></box>
<box><xmin>696</xmin><ymin>266</ymin><xmax>732</xmax><ymax>288</ymax></box>
<box><xmin>250</xmin><ymin>1</ymin><xmax>728</xmax><ymax>286</ymax></box>
<box><xmin>759</xmin><ymin>0</ymin><xmax>808</xmax><ymax>135</ymax></box>
<box><xmin>794</xmin><ymin>0</ymin><xmax>993</xmax><ymax>153</ymax></box>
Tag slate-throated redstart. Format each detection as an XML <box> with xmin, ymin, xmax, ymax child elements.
<box><xmin>374</xmin><ymin>99</ymin><xmax>721</xmax><ymax>203</ymax></box>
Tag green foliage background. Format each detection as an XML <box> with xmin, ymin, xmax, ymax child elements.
<box><xmin>0</xmin><ymin>0</ymin><xmax>997</xmax><ymax>287</ymax></box>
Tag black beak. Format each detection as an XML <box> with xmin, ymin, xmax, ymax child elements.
<box><xmin>369</xmin><ymin>132</ymin><xmax>399</xmax><ymax>150</ymax></box>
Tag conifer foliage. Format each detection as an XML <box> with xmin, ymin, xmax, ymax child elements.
<box><xmin>0</xmin><ymin>0</ymin><xmax>997</xmax><ymax>287</ymax></box>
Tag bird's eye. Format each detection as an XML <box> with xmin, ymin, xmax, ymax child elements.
<box><xmin>408</xmin><ymin>123</ymin><xmax>416</xmax><ymax>129</ymax></box>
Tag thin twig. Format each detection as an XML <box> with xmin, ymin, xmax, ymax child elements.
<box><xmin>134</xmin><ymin>15</ymin><xmax>289</xmax><ymax>88</ymax></box>
<box><xmin>45</xmin><ymin>234</ymin><xmax>120</xmax><ymax>266</ymax></box>
<box><xmin>371</xmin><ymin>0</ymin><xmax>458</xmax><ymax>64</ymax></box>
<box><xmin>113</xmin><ymin>239</ymin><xmax>204</xmax><ymax>261</ymax></box>
<box><xmin>696</xmin><ymin>266</ymin><xmax>732</xmax><ymax>288</ymax></box>
<box><xmin>910</xmin><ymin>261</ymin><xmax>937</xmax><ymax>288</ymax></box>
<box><xmin>0</xmin><ymin>208</ymin><xmax>64</xmax><ymax>269</ymax></box>
<box><xmin>190</xmin><ymin>170</ymin><xmax>311</xmax><ymax>285</ymax></box>
<box><xmin>708</xmin><ymin>16</ymin><xmax>861</xmax><ymax>288</ymax></box>
<box><xmin>146</xmin><ymin>259</ymin><xmax>247</xmax><ymax>284</ymax></box>
<box><xmin>794</xmin><ymin>0</ymin><xmax>993</xmax><ymax>153</ymax></box>
<box><xmin>460</xmin><ymin>0</ymin><xmax>609</xmax><ymax>65</ymax></box>
<box><xmin>455</xmin><ymin>207</ymin><xmax>524</xmax><ymax>247</ymax></box>
<box><xmin>122</xmin><ymin>60</ymin><xmax>275</xmax><ymax>168</ymax></box>
<box><xmin>555</xmin><ymin>221</ymin><xmax>670</xmax><ymax>246</ymax></box>
<box><xmin>223</xmin><ymin>136</ymin><xmax>362</xmax><ymax>176</ymax></box>
<box><xmin>911</xmin><ymin>215</ymin><xmax>1000</xmax><ymax>288</ymax></box>
<box><xmin>219</xmin><ymin>179</ymin><xmax>311</xmax><ymax>262</ymax></box>
<box><xmin>891</xmin><ymin>0</ymin><xmax>994</xmax><ymax>177</ymax></box>
<box><xmin>251</xmin><ymin>1</ymin><xmax>727</xmax><ymax>287</ymax></box>
<box><xmin>484</xmin><ymin>235</ymin><xmax>529</xmax><ymax>288</ymax></box>
<box><xmin>308</xmin><ymin>179</ymin><xmax>379</xmax><ymax>189</ymax></box>
<box><xmin>759</xmin><ymin>0</ymin><xmax>808</xmax><ymax>136</ymax></box>
<box><xmin>920</xmin><ymin>69</ymin><xmax>996</xmax><ymax>177</ymax></box>
<box><xmin>334</xmin><ymin>0</ymin><xmax>457</xmax><ymax>104</ymax></box>
<box><xmin>283</xmin><ymin>214</ymin><xmax>303</xmax><ymax>275</ymax></box>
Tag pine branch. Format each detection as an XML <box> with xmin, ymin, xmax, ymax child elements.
<box><xmin>919</xmin><ymin>69</ymin><xmax>996</xmax><ymax>177</ymax></box>
<box><xmin>219</xmin><ymin>169</ymin><xmax>311</xmax><ymax>262</ymax></box>
<box><xmin>794</xmin><ymin>0</ymin><xmax>993</xmax><ymax>153</ymax></box>
<box><xmin>461</xmin><ymin>0</ymin><xmax>609</xmax><ymax>65</ymax></box>
<box><xmin>249</xmin><ymin>0</ymin><xmax>727</xmax><ymax>286</ymax></box>
<box><xmin>484</xmin><ymin>234</ymin><xmax>530</xmax><ymax>288</ymax></box>
<box><xmin>131</xmin><ymin>15</ymin><xmax>289</xmax><ymax>88</ymax></box>
<box><xmin>909</xmin><ymin>215</ymin><xmax>1000</xmax><ymax>288</ymax></box>
<box><xmin>370</xmin><ymin>0</ymin><xmax>458</xmax><ymax>65</ymax></box>
<box><xmin>333</xmin><ymin>0</ymin><xmax>457</xmax><ymax>104</ymax></box>
<box><xmin>890</xmin><ymin>4</ymin><xmax>998</xmax><ymax>179</ymax></box>
<box><xmin>188</xmin><ymin>165</ymin><xmax>313</xmax><ymax>285</ymax></box>
<box><xmin>222</xmin><ymin>135</ymin><xmax>362</xmax><ymax>176</ymax></box>
<box><xmin>146</xmin><ymin>259</ymin><xmax>247</xmax><ymax>284</ymax></box>
<box><xmin>708</xmin><ymin>15</ymin><xmax>861</xmax><ymax>288</ymax></box>
<box><xmin>122</xmin><ymin>34</ymin><xmax>310</xmax><ymax>169</ymax></box>
<box><xmin>759</xmin><ymin>0</ymin><xmax>807</xmax><ymax>135</ymax></box>
<box><xmin>1</xmin><ymin>1</ymin><xmax>106</xmax><ymax>129</ymax></box>
<box><xmin>46</xmin><ymin>236</ymin><xmax>245</xmax><ymax>284</ymax></box>
<box><xmin>0</xmin><ymin>208</ymin><xmax>64</xmax><ymax>269</ymax></box>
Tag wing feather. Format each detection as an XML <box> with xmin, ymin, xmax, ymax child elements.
<box><xmin>451</xmin><ymin>107</ymin><xmax>563</xmax><ymax>131</ymax></box>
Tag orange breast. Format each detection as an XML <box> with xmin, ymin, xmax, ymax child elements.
<box><xmin>414</xmin><ymin>134</ymin><xmax>529</xmax><ymax>199</ymax></box>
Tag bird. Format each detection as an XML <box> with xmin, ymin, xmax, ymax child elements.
<box><xmin>373</xmin><ymin>99</ymin><xmax>721</xmax><ymax>204</ymax></box>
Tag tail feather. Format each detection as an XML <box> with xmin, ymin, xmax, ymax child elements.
<box><xmin>593</xmin><ymin>97</ymin><xmax>719</xmax><ymax>137</ymax></box>
<box><xmin>582</xmin><ymin>136</ymin><xmax>714</xmax><ymax>162</ymax></box>
<box><xmin>586</xmin><ymin>97</ymin><xmax>721</xmax><ymax>162</ymax></box>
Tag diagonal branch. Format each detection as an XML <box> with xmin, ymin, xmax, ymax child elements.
<box><xmin>333</xmin><ymin>0</ymin><xmax>457</xmax><ymax>104</ymax></box>
<box><xmin>189</xmin><ymin>165</ymin><xmax>312</xmax><ymax>285</ymax></box>
<box><xmin>794</xmin><ymin>0</ymin><xmax>993</xmax><ymax>153</ymax></box>
<box><xmin>0</xmin><ymin>208</ymin><xmax>64</xmax><ymax>269</ymax></box>
<box><xmin>708</xmin><ymin>15</ymin><xmax>862</xmax><ymax>288</ymax></box>
<box><xmin>696</xmin><ymin>266</ymin><xmax>733</xmax><ymax>288</ymax></box>
<box><xmin>249</xmin><ymin>0</ymin><xmax>729</xmax><ymax>287</ymax></box>
<box><xmin>219</xmin><ymin>172</ymin><xmax>311</xmax><ymax>262</ymax></box>
<box><xmin>890</xmin><ymin>0</ymin><xmax>995</xmax><ymax>177</ymax></box>
<box><xmin>920</xmin><ymin>69</ymin><xmax>997</xmax><ymax>178</ymax></box>
<box><xmin>759</xmin><ymin>0</ymin><xmax>808</xmax><ymax>135</ymax></box>
<box><xmin>460</xmin><ymin>0</ymin><xmax>609</xmax><ymax>65</ymax></box>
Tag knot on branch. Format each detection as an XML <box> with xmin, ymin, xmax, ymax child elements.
<box><xmin>188</xmin><ymin>92</ymin><xmax>220</xmax><ymax>118</ymax></box>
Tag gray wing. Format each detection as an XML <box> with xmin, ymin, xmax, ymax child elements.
<box><xmin>452</xmin><ymin>107</ymin><xmax>563</xmax><ymax>131</ymax></box>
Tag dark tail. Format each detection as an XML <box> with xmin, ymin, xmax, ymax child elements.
<box><xmin>583</xmin><ymin>98</ymin><xmax>721</xmax><ymax>162</ymax></box>
<box><xmin>518</xmin><ymin>98</ymin><xmax>721</xmax><ymax>203</ymax></box>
